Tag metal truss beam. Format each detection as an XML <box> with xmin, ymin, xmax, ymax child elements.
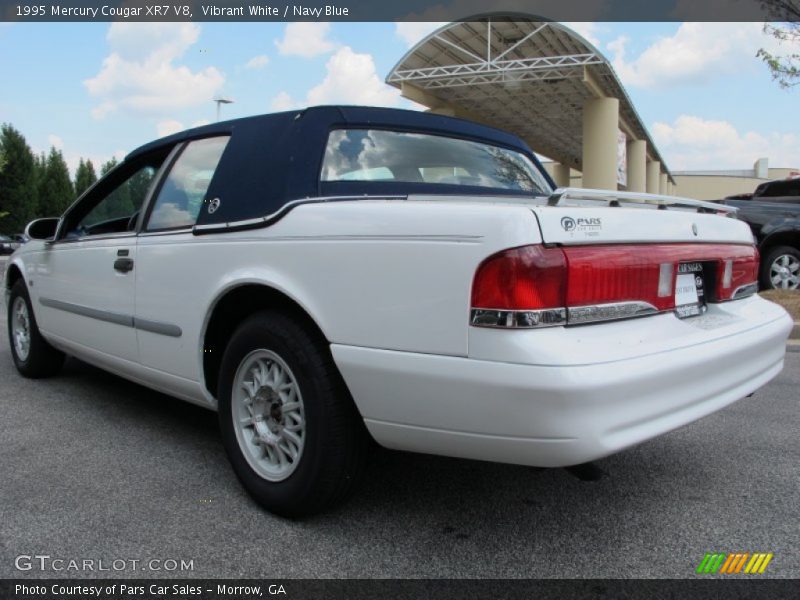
<box><xmin>401</xmin><ymin>67</ymin><xmax>590</xmax><ymax>89</ymax></box>
<box><xmin>388</xmin><ymin>53</ymin><xmax>602</xmax><ymax>85</ymax></box>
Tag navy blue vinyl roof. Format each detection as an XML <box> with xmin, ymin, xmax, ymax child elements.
<box><xmin>126</xmin><ymin>106</ymin><xmax>552</xmax><ymax>229</ymax></box>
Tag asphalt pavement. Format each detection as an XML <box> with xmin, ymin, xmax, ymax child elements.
<box><xmin>0</xmin><ymin>304</ymin><xmax>798</xmax><ymax>579</ymax></box>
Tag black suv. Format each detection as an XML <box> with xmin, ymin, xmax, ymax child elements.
<box><xmin>720</xmin><ymin>179</ymin><xmax>800</xmax><ymax>290</ymax></box>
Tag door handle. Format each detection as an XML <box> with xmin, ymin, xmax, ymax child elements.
<box><xmin>114</xmin><ymin>257</ymin><xmax>134</xmax><ymax>273</ymax></box>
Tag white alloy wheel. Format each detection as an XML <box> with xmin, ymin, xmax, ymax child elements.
<box><xmin>232</xmin><ymin>349</ymin><xmax>306</xmax><ymax>482</ymax></box>
<box><xmin>769</xmin><ymin>253</ymin><xmax>800</xmax><ymax>290</ymax></box>
<box><xmin>11</xmin><ymin>296</ymin><xmax>31</xmax><ymax>362</ymax></box>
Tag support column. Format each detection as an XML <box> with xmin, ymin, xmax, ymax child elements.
<box><xmin>659</xmin><ymin>173</ymin><xmax>668</xmax><ymax>195</ymax></box>
<box><xmin>646</xmin><ymin>161</ymin><xmax>660</xmax><ymax>194</ymax></box>
<box><xmin>582</xmin><ymin>97</ymin><xmax>619</xmax><ymax>190</ymax></box>
<box><xmin>552</xmin><ymin>163</ymin><xmax>571</xmax><ymax>188</ymax></box>
<box><xmin>626</xmin><ymin>139</ymin><xmax>647</xmax><ymax>193</ymax></box>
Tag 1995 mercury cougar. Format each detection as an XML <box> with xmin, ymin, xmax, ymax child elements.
<box><xmin>5</xmin><ymin>107</ymin><xmax>793</xmax><ymax>516</ymax></box>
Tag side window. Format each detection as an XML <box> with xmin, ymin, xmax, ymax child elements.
<box><xmin>146</xmin><ymin>137</ymin><xmax>229</xmax><ymax>231</ymax></box>
<box><xmin>76</xmin><ymin>165</ymin><xmax>157</xmax><ymax>234</ymax></box>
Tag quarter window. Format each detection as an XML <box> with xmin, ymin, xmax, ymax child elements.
<box><xmin>147</xmin><ymin>137</ymin><xmax>230</xmax><ymax>231</ymax></box>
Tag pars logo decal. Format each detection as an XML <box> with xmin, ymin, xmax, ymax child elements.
<box><xmin>560</xmin><ymin>216</ymin><xmax>602</xmax><ymax>235</ymax></box>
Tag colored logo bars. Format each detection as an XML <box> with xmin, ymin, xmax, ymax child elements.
<box><xmin>696</xmin><ymin>553</ymin><xmax>774</xmax><ymax>575</ymax></box>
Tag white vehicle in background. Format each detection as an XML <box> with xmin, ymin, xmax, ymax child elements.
<box><xmin>5</xmin><ymin>107</ymin><xmax>793</xmax><ymax>516</ymax></box>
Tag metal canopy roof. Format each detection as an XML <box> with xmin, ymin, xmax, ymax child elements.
<box><xmin>386</xmin><ymin>16</ymin><xmax>673</xmax><ymax>182</ymax></box>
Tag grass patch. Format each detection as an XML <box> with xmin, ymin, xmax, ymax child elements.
<box><xmin>760</xmin><ymin>289</ymin><xmax>800</xmax><ymax>321</ymax></box>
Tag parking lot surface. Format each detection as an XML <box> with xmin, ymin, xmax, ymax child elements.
<box><xmin>0</xmin><ymin>310</ymin><xmax>798</xmax><ymax>579</ymax></box>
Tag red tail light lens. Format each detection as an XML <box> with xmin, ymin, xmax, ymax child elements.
<box><xmin>564</xmin><ymin>246</ymin><xmax>675</xmax><ymax>311</ymax></box>
<box><xmin>716</xmin><ymin>247</ymin><xmax>760</xmax><ymax>300</ymax></box>
<box><xmin>471</xmin><ymin>243</ymin><xmax>759</xmax><ymax>328</ymax></box>
<box><xmin>471</xmin><ymin>245</ymin><xmax>566</xmax><ymax>310</ymax></box>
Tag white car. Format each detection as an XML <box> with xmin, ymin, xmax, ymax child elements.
<box><xmin>5</xmin><ymin>107</ymin><xmax>793</xmax><ymax>516</ymax></box>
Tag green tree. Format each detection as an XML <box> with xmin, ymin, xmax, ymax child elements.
<box><xmin>0</xmin><ymin>148</ymin><xmax>7</xmax><ymax>221</ymax></box>
<box><xmin>0</xmin><ymin>124</ymin><xmax>39</xmax><ymax>235</ymax></box>
<box><xmin>97</xmin><ymin>157</ymin><xmax>133</xmax><ymax>222</ymax></box>
<box><xmin>74</xmin><ymin>158</ymin><xmax>98</xmax><ymax>198</ymax></box>
<box><xmin>758</xmin><ymin>1</ymin><xmax>800</xmax><ymax>89</ymax></box>
<box><xmin>38</xmin><ymin>148</ymin><xmax>74</xmax><ymax>217</ymax></box>
<box><xmin>101</xmin><ymin>157</ymin><xmax>118</xmax><ymax>176</ymax></box>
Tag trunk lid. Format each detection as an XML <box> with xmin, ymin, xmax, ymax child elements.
<box><xmin>532</xmin><ymin>188</ymin><xmax>753</xmax><ymax>246</ymax></box>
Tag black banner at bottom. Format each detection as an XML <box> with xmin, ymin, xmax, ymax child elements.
<box><xmin>2</xmin><ymin>579</ymin><xmax>800</xmax><ymax>600</ymax></box>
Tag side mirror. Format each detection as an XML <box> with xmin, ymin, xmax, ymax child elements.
<box><xmin>25</xmin><ymin>217</ymin><xmax>60</xmax><ymax>241</ymax></box>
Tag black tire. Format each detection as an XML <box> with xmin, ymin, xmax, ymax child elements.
<box><xmin>217</xmin><ymin>310</ymin><xmax>368</xmax><ymax>518</ymax></box>
<box><xmin>7</xmin><ymin>279</ymin><xmax>65</xmax><ymax>378</ymax></box>
<box><xmin>760</xmin><ymin>245</ymin><xmax>800</xmax><ymax>290</ymax></box>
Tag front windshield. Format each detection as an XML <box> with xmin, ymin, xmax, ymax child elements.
<box><xmin>320</xmin><ymin>129</ymin><xmax>551</xmax><ymax>195</ymax></box>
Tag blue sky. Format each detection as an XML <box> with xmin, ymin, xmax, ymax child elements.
<box><xmin>0</xmin><ymin>20</ymin><xmax>797</xmax><ymax>175</ymax></box>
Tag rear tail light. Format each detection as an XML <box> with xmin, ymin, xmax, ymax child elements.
<box><xmin>471</xmin><ymin>243</ymin><xmax>759</xmax><ymax>328</ymax></box>
<box><xmin>717</xmin><ymin>247</ymin><xmax>760</xmax><ymax>301</ymax></box>
<box><xmin>470</xmin><ymin>246</ymin><xmax>567</xmax><ymax>328</ymax></box>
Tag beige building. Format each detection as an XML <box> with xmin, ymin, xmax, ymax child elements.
<box><xmin>543</xmin><ymin>158</ymin><xmax>799</xmax><ymax>200</ymax></box>
<box><xmin>671</xmin><ymin>159</ymin><xmax>800</xmax><ymax>201</ymax></box>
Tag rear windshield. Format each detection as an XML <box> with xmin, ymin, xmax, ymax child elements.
<box><xmin>321</xmin><ymin>129</ymin><xmax>551</xmax><ymax>194</ymax></box>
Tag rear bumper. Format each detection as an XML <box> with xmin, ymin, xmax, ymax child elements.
<box><xmin>332</xmin><ymin>298</ymin><xmax>793</xmax><ymax>467</ymax></box>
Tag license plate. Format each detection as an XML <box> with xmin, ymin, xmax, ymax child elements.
<box><xmin>675</xmin><ymin>262</ymin><xmax>705</xmax><ymax>319</ymax></box>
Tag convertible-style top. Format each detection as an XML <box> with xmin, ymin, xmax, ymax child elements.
<box><xmin>126</xmin><ymin>106</ymin><xmax>549</xmax><ymax>230</ymax></box>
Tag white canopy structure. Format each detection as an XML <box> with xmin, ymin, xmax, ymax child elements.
<box><xmin>386</xmin><ymin>16</ymin><xmax>675</xmax><ymax>194</ymax></box>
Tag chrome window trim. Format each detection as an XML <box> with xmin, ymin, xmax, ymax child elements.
<box><xmin>48</xmin><ymin>232</ymin><xmax>137</xmax><ymax>246</ymax></box>
<box><xmin>192</xmin><ymin>195</ymin><xmax>407</xmax><ymax>235</ymax></box>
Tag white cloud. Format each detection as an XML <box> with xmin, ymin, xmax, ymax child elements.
<box><xmin>563</xmin><ymin>22</ymin><xmax>601</xmax><ymax>47</ymax></box>
<box><xmin>608</xmin><ymin>22</ymin><xmax>779</xmax><ymax>89</ymax></box>
<box><xmin>395</xmin><ymin>22</ymin><xmax>445</xmax><ymax>47</ymax></box>
<box><xmin>85</xmin><ymin>23</ymin><xmax>225</xmax><ymax>119</ymax></box>
<box><xmin>272</xmin><ymin>46</ymin><xmax>401</xmax><ymax>110</ymax></box>
<box><xmin>307</xmin><ymin>47</ymin><xmax>401</xmax><ymax>107</ymax></box>
<box><xmin>157</xmin><ymin>119</ymin><xmax>185</xmax><ymax>138</ymax></box>
<box><xmin>270</xmin><ymin>91</ymin><xmax>297</xmax><ymax>112</ymax></box>
<box><xmin>244</xmin><ymin>55</ymin><xmax>269</xmax><ymax>70</ymax></box>
<box><xmin>653</xmin><ymin>115</ymin><xmax>799</xmax><ymax>170</ymax></box>
<box><xmin>47</xmin><ymin>134</ymin><xmax>64</xmax><ymax>150</ymax></box>
<box><xmin>275</xmin><ymin>23</ymin><xmax>335</xmax><ymax>58</ymax></box>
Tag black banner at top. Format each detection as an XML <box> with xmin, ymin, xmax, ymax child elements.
<box><xmin>2</xmin><ymin>0</ymin><xmax>800</xmax><ymax>22</ymax></box>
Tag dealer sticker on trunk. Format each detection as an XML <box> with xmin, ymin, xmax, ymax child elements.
<box><xmin>675</xmin><ymin>262</ymin><xmax>705</xmax><ymax>318</ymax></box>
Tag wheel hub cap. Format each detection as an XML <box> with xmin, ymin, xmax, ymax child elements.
<box><xmin>11</xmin><ymin>297</ymin><xmax>31</xmax><ymax>362</ymax></box>
<box><xmin>232</xmin><ymin>349</ymin><xmax>306</xmax><ymax>482</ymax></box>
<box><xmin>770</xmin><ymin>254</ymin><xmax>800</xmax><ymax>289</ymax></box>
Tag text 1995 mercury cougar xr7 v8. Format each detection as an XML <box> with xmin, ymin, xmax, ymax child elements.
<box><xmin>5</xmin><ymin>107</ymin><xmax>793</xmax><ymax>516</ymax></box>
